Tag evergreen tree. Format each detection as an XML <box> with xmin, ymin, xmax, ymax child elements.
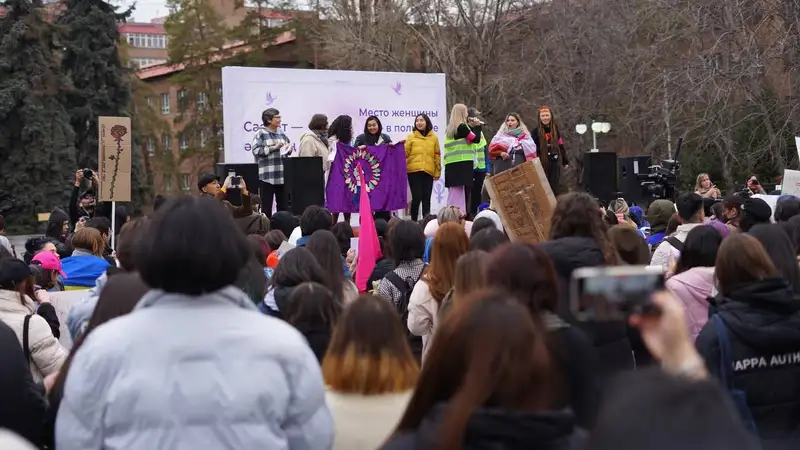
<box><xmin>164</xmin><ymin>0</ymin><xmax>230</xmax><ymax>168</ymax></box>
<box><xmin>56</xmin><ymin>0</ymin><xmax>131</xmax><ymax>168</ymax></box>
<box><xmin>0</xmin><ymin>0</ymin><xmax>77</xmax><ymax>231</ymax></box>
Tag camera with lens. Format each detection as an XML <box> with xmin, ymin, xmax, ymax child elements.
<box><xmin>637</xmin><ymin>137</ymin><xmax>683</xmax><ymax>202</ymax></box>
<box><xmin>83</xmin><ymin>168</ymin><xmax>93</xmax><ymax>179</ymax></box>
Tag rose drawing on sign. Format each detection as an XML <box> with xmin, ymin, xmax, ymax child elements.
<box><xmin>108</xmin><ymin>125</ymin><xmax>128</xmax><ymax>199</ymax></box>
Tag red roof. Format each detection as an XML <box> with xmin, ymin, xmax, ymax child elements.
<box><xmin>119</xmin><ymin>21</ymin><xmax>166</xmax><ymax>34</ymax></box>
<box><xmin>136</xmin><ymin>30</ymin><xmax>295</xmax><ymax>80</ymax></box>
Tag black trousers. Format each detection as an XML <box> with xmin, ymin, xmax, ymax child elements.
<box><xmin>408</xmin><ymin>171</ymin><xmax>434</xmax><ymax>221</ymax></box>
<box><xmin>468</xmin><ymin>171</ymin><xmax>487</xmax><ymax>218</ymax></box>
<box><xmin>373</xmin><ymin>211</ymin><xmax>392</xmax><ymax>221</ymax></box>
<box><xmin>259</xmin><ymin>181</ymin><xmax>288</xmax><ymax>219</ymax></box>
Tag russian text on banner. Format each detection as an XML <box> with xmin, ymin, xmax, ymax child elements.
<box><xmin>326</xmin><ymin>142</ymin><xmax>408</xmax><ymax>213</ymax></box>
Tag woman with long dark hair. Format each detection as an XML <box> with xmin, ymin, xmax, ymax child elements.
<box><xmin>485</xmin><ymin>243</ymin><xmax>599</xmax><ymax>427</ymax></box>
<box><xmin>355</xmin><ymin>116</ymin><xmax>394</xmax><ymax>221</ymax></box>
<box><xmin>488</xmin><ymin>113</ymin><xmax>537</xmax><ymax>170</ymax></box>
<box><xmin>383</xmin><ymin>290</ymin><xmax>583</xmax><ymax>450</ymax></box>
<box><xmin>285</xmin><ymin>282</ymin><xmax>340</xmax><ymax>363</ymax></box>
<box><xmin>540</xmin><ymin>192</ymin><xmax>631</xmax><ymax>377</ymax></box>
<box><xmin>748</xmin><ymin>224</ymin><xmax>800</xmax><ymax>294</ymax></box>
<box><xmin>532</xmin><ymin>106</ymin><xmax>569</xmax><ymax>194</ymax></box>
<box><xmin>306</xmin><ymin>230</ymin><xmax>358</xmax><ymax>305</ymax></box>
<box><xmin>329</xmin><ymin>115</ymin><xmax>354</xmax><ymax>225</ymax></box>
<box><xmin>262</xmin><ymin>246</ymin><xmax>331</xmax><ymax>320</ymax></box>
<box><xmin>404</xmin><ymin>113</ymin><xmax>440</xmax><ymax>221</ymax></box>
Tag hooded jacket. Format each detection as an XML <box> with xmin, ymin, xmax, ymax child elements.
<box><xmin>404</xmin><ymin>130</ymin><xmax>441</xmax><ymax>178</ymax></box>
<box><xmin>665</xmin><ymin>266</ymin><xmax>714</xmax><ymax>340</ymax></box>
<box><xmin>45</xmin><ymin>208</ymin><xmax>72</xmax><ymax>259</ymax></box>
<box><xmin>696</xmin><ymin>278</ymin><xmax>800</xmax><ymax>448</ymax></box>
<box><xmin>382</xmin><ymin>404</ymin><xmax>585</xmax><ymax>450</ymax></box>
<box><xmin>645</xmin><ymin>200</ymin><xmax>674</xmax><ymax>248</ymax></box>
<box><xmin>540</xmin><ymin>237</ymin><xmax>635</xmax><ymax>378</ymax></box>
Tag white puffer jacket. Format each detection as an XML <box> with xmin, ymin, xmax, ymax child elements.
<box><xmin>0</xmin><ymin>290</ymin><xmax>67</xmax><ymax>382</ymax></box>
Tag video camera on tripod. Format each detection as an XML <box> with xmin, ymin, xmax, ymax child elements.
<box><xmin>637</xmin><ymin>137</ymin><xmax>683</xmax><ymax>202</ymax></box>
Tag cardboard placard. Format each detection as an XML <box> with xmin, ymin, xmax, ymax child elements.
<box><xmin>98</xmin><ymin>116</ymin><xmax>132</xmax><ymax>202</ymax></box>
<box><xmin>782</xmin><ymin>169</ymin><xmax>800</xmax><ymax>198</ymax></box>
<box><xmin>484</xmin><ymin>159</ymin><xmax>557</xmax><ymax>243</ymax></box>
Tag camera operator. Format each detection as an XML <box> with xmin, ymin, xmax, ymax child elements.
<box><xmin>745</xmin><ymin>175</ymin><xmax>767</xmax><ymax>196</ymax></box>
<box><xmin>69</xmin><ymin>169</ymin><xmax>110</xmax><ymax>230</ymax></box>
<box><xmin>197</xmin><ymin>173</ymin><xmax>253</xmax><ymax>218</ymax></box>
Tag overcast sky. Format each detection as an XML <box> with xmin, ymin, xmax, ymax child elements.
<box><xmin>115</xmin><ymin>0</ymin><xmax>167</xmax><ymax>22</ymax></box>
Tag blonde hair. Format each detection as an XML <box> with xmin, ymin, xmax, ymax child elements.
<box><xmin>445</xmin><ymin>103</ymin><xmax>468</xmax><ymax>138</ymax></box>
<box><xmin>695</xmin><ymin>173</ymin><xmax>710</xmax><ymax>191</ymax></box>
<box><xmin>438</xmin><ymin>206</ymin><xmax>464</xmax><ymax>225</ymax></box>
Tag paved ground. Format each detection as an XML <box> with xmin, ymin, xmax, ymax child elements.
<box><xmin>5</xmin><ymin>235</ymin><xmax>36</xmax><ymax>259</ymax></box>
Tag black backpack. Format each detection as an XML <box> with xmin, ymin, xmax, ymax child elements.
<box><xmin>385</xmin><ymin>266</ymin><xmax>426</xmax><ymax>362</ymax></box>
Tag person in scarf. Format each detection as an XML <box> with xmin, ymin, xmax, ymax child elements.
<box><xmin>488</xmin><ymin>113</ymin><xmax>537</xmax><ymax>171</ymax></box>
<box><xmin>532</xmin><ymin>106</ymin><xmax>569</xmax><ymax>194</ymax></box>
<box><xmin>444</xmin><ymin>104</ymin><xmax>481</xmax><ymax>211</ymax></box>
<box><xmin>328</xmin><ymin>115</ymin><xmax>354</xmax><ymax>225</ymax></box>
<box><xmin>355</xmin><ymin>116</ymin><xmax>394</xmax><ymax>221</ymax></box>
<box><xmin>298</xmin><ymin>114</ymin><xmax>331</xmax><ymax>184</ymax></box>
<box><xmin>694</xmin><ymin>173</ymin><xmax>721</xmax><ymax>199</ymax></box>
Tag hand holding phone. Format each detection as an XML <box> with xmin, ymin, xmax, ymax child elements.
<box><xmin>570</xmin><ymin>266</ymin><xmax>665</xmax><ymax>321</ymax></box>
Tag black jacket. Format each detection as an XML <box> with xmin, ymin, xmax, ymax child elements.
<box><xmin>0</xmin><ymin>320</ymin><xmax>47</xmax><ymax>446</ymax></box>
<box><xmin>548</xmin><ymin>323</ymin><xmax>600</xmax><ymax>428</ymax></box>
<box><xmin>696</xmin><ymin>278</ymin><xmax>800</xmax><ymax>448</ymax></box>
<box><xmin>382</xmin><ymin>404</ymin><xmax>585</xmax><ymax>450</ymax></box>
<box><xmin>540</xmin><ymin>237</ymin><xmax>635</xmax><ymax>378</ymax></box>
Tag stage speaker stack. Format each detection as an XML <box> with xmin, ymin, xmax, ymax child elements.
<box><xmin>216</xmin><ymin>163</ymin><xmax>259</xmax><ymax>206</ymax></box>
<box><xmin>284</xmin><ymin>157</ymin><xmax>325</xmax><ymax>216</ymax></box>
<box><xmin>582</xmin><ymin>152</ymin><xmax>618</xmax><ymax>204</ymax></box>
<box><xmin>617</xmin><ymin>156</ymin><xmax>652</xmax><ymax>205</ymax></box>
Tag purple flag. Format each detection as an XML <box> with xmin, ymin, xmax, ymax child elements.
<box><xmin>326</xmin><ymin>142</ymin><xmax>408</xmax><ymax>213</ymax></box>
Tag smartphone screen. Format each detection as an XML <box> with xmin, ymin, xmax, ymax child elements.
<box><xmin>570</xmin><ymin>266</ymin><xmax>665</xmax><ymax>321</ymax></box>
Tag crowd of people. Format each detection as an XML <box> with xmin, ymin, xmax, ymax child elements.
<box><xmin>250</xmin><ymin>104</ymin><xmax>569</xmax><ymax>223</ymax></box>
<box><xmin>3</xmin><ymin>162</ymin><xmax>800</xmax><ymax>449</ymax></box>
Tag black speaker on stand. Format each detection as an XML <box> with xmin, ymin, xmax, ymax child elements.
<box><xmin>285</xmin><ymin>157</ymin><xmax>325</xmax><ymax>216</ymax></box>
<box><xmin>618</xmin><ymin>156</ymin><xmax>652</xmax><ymax>206</ymax></box>
<box><xmin>582</xmin><ymin>151</ymin><xmax>618</xmax><ymax>204</ymax></box>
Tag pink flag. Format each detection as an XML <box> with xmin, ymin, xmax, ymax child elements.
<box><xmin>356</xmin><ymin>165</ymin><xmax>382</xmax><ymax>292</ymax></box>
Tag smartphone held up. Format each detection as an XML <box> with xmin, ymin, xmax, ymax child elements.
<box><xmin>570</xmin><ymin>266</ymin><xmax>666</xmax><ymax>322</ymax></box>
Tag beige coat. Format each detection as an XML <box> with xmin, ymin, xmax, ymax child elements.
<box><xmin>407</xmin><ymin>279</ymin><xmax>439</xmax><ymax>364</ymax></box>
<box><xmin>0</xmin><ymin>290</ymin><xmax>67</xmax><ymax>382</ymax></box>
<box><xmin>298</xmin><ymin>131</ymin><xmax>331</xmax><ymax>175</ymax></box>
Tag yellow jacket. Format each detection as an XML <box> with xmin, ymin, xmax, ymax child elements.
<box><xmin>404</xmin><ymin>130</ymin><xmax>441</xmax><ymax>178</ymax></box>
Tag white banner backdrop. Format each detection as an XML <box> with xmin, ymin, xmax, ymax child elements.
<box><xmin>221</xmin><ymin>67</ymin><xmax>449</xmax><ymax>213</ymax></box>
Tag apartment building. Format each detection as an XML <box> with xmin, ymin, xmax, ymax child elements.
<box><xmin>120</xmin><ymin>21</ymin><xmax>169</xmax><ymax>69</ymax></box>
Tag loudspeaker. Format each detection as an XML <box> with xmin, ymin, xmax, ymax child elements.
<box><xmin>216</xmin><ymin>163</ymin><xmax>259</xmax><ymax>206</ymax></box>
<box><xmin>582</xmin><ymin>152</ymin><xmax>618</xmax><ymax>204</ymax></box>
<box><xmin>618</xmin><ymin>156</ymin><xmax>652</xmax><ymax>205</ymax></box>
<box><xmin>285</xmin><ymin>157</ymin><xmax>325</xmax><ymax>216</ymax></box>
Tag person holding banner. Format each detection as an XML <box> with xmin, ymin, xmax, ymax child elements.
<box><xmin>328</xmin><ymin>115</ymin><xmax>355</xmax><ymax>225</ymax></box>
<box><xmin>355</xmin><ymin>116</ymin><xmax>394</xmax><ymax>221</ymax></box>
<box><xmin>444</xmin><ymin>104</ymin><xmax>481</xmax><ymax>211</ymax></box>
<box><xmin>405</xmin><ymin>114</ymin><xmax>440</xmax><ymax>221</ymax></box>
<box><xmin>488</xmin><ymin>113</ymin><xmax>537</xmax><ymax>171</ymax></box>
<box><xmin>251</xmin><ymin>108</ymin><xmax>290</xmax><ymax>218</ymax></box>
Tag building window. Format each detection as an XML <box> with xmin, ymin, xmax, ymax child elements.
<box><xmin>181</xmin><ymin>173</ymin><xmax>191</xmax><ymax>191</ymax></box>
<box><xmin>131</xmin><ymin>58</ymin><xmax>167</xmax><ymax>69</ymax></box>
<box><xmin>177</xmin><ymin>89</ymin><xmax>187</xmax><ymax>111</ymax></box>
<box><xmin>162</xmin><ymin>133</ymin><xmax>171</xmax><ymax>152</ymax></box>
<box><xmin>125</xmin><ymin>33</ymin><xmax>168</xmax><ymax>49</ymax></box>
<box><xmin>161</xmin><ymin>92</ymin><xmax>170</xmax><ymax>115</ymax></box>
<box><xmin>218</xmin><ymin>128</ymin><xmax>224</xmax><ymax>151</ymax></box>
<box><xmin>163</xmin><ymin>173</ymin><xmax>173</xmax><ymax>193</ymax></box>
<box><xmin>146</xmin><ymin>96</ymin><xmax>153</xmax><ymax>107</ymax></box>
<box><xmin>261</xmin><ymin>18</ymin><xmax>286</xmax><ymax>28</ymax></box>
<box><xmin>197</xmin><ymin>92</ymin><xmax>207</xmax><ymax>109</ymax></box>
<box><xmin>146</xmin><ymin>138</ymin><xmax>155</xmax><ymax>156</ymax></box>
<box><xmin>199</xmin><ymin>130</ymin><xmax>207</xmax><ymax>147</ymax></box>
<box><xmin>179</xmin><ymin>134</ymin><xmax>189</xmax><ymax>152</ymax></box>
<box><xmin>217</xmin><ymin>86</ymin><xmax>223</xmax><ymax>104</ymax></box>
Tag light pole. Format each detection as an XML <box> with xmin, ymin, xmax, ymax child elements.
<box><xmin>575</xmin><ymin>121</ymin><xmax>611</xmax><ymax>152</ymax></box>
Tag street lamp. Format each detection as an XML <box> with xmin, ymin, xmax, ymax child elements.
<box><xmin>576</xmin><ymin>121</ymin><xmax>611</xmax><ymax>152</ymax></box>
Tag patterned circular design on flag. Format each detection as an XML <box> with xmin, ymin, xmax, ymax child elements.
<box><xmin>343</xmin><ymin>149</ymin><xmax>381</xmax><ymax>194</ymax></box>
